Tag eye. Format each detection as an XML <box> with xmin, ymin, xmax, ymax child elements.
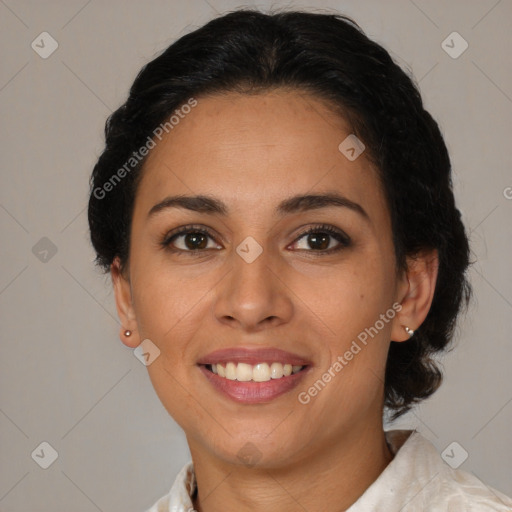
<box><xmin>161</xmin><ymin>223</ymin><xmax>351</xmax><ymax>255</ymax></box>
<box><xmin>161</xmin><ymin>224</ymin><xmax>221</xmax><ymax>254</ymax></box>
<box><xmin>290</xmin><ymin>224</ymin><xmax>351</xmax><ymax>254</ymax></box>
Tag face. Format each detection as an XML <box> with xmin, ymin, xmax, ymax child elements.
<box><xmin>112</xmin><ymin>89</ymin><xmax>429</xmax><ymax>469</ymax></box>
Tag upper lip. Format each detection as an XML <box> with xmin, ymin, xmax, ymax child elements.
<box><xmin>197</xmin><ymin>347</ymin><xmax>312</xmax><ymax>366</ymax></box>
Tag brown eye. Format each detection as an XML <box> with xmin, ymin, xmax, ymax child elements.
<box><xmin>305</xmin><ymin>233</ymin><xmax>330</xmax><ymax>250</ymax></box>
<box><xmin>162</xmin><ymin>225</ymin><xmax>221</xmax><ymax>254</ymax></box>
<box><xmin>291</xmin><ymin>224</ymin><xmax>351</xmax><ymax>253</ymax></box>
<box><xmin>178</xmin><ymin>232</ymin><xmax>210</xmax><ymax>250</ymax></box>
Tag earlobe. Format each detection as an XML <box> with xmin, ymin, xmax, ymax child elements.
<box><xmin>111</xmin><ymin>257</ymin><xmax>140</xmax><ymax>348</ymax></box>
<box><xmin>119</xmin><ymin>326</ymin><xmax>140</xmax><ymax>348</ymax></box>
<box><xmin>391</xmin><ymin>249</ymin><xmax>439</xmax><ymax>342</ymax></box>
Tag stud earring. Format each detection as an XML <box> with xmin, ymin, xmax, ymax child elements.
<box><xmin>404</xmin><ymin>326</ymin><xmax>414</xmax><ymax>337</ymax></box>
<box><xmin>124</xmin><ymin>329</ymin><xmax>132</xmax><ymax>337</ymax></box>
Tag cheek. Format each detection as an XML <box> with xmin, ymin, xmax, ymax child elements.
<box><xmin>301</xmin><ymin>253</ymin><xmax>395</xmax><ymax>381</ymax></box>
<box><xmin>303</xmin><ymin>271</ymin><xmax>394</xmax><ymax>425</ymax></box>
<box><xmin>297</xmin><ymin>256</ymin><xmax>392</xmax><ymax>333</ymax></box>
<box><xmin>131</xmin><ymin>252</ymin><xmax>204</xmax><ymax>326</ymax></box>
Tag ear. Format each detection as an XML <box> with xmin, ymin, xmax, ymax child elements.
<box><xmin>390</xmin><ymin>249</ymin><xmax>439</xmax><ymax>342</ymax></box>
<box><xmin>111</xmin><ymin>257</ymin><xmax>140</xmax><ymax>348</ymax></box>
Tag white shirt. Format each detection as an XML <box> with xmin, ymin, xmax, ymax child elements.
<box><xmin>144</xmin><ymin>429</ymin><xmax>512</xmax><ymax>511</ymax></box>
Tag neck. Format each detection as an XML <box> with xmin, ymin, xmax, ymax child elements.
<box><xmin>188</xmin><ymin>420</ymin><xmax>394</xmax><ymax>512</ymax></box>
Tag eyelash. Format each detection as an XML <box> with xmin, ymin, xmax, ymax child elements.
<box><xmin>160</xmin><ymin>223</ymin><xmax>351</xmax><ymax>256</ymax></box>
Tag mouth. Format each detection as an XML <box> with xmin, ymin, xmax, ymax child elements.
<box><xmin>196</xmin><ymin>347</ymin><xmax>312</xmax><ymax>404</ymax></box>
<box><xmin>203</xmin><ymin>362</ymin><xmax>306</xmax><ymax>381</ymax></box>
<box><xmin>199</xmin><ymin>361</ymin><xmax>312</xmax><ymax>404</ymax></box>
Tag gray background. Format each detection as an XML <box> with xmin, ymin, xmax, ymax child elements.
<box><xmin>0</xmin><ymin>0</ymin><xmax>511</xmax><ymax>510</ymax></box>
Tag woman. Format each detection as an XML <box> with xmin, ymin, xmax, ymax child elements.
<box><xmin>87</xmin><ymin>9</ymin><xmax>512</xmax><ymax>512</ymax></box>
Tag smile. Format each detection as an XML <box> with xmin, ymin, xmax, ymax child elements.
<box><xmin>198</xmin><ymin>363</ymin><xmax>310</xmax><ymax>404</ymax></box>
<box><xmin>208</xmin><ymin>362</ymin><xmax>304</xmax><ymax>381</ymax></box>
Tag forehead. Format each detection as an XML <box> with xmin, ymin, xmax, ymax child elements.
<box><xmin>134</xmin><ymin>90</ymin><xmax>386</xmax><ymax>223</ymax></box>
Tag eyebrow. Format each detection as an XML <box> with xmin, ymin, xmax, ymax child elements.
<box><xmin>148</xmin><ymin>192</ymin><xmax>370</xmax><ymax>222</ymax></box>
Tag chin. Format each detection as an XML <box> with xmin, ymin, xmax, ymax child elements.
<box><xmin>211</xmin><ymin>433</ymin><xmax>303</xmax><ymax>470</ymax></box>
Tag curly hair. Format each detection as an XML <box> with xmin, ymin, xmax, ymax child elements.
<box><xmin>87</xmin><ymin>9</ymin><xmax>472</xmax><ymax>421</ymax></box>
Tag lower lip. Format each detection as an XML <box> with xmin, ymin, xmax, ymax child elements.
<box><xmin>199</xmin><ymin>365</ymin><xmax>310</xmax><ymax>404</ymax></box>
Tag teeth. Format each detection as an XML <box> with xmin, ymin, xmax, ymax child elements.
<box><xmin>270</xmin><ymin>362</ymin><xmax>283</xmax><ymax>379</ymax></box>
<box><xmin>226</xmin><ymin>362</ymin><xmax>237</xmax><ymax>380</ymax></box>
<box><xmin>253</xmin><ymin>363</ymin><xmax>270</xmax><ymax>382</ymax></box>
<box><xmin>236</xmin><ymin>362</ymin><xmax>253</xmax><ymax>382</ymax></box>
<box><xmin>209</xmin><ymin>362</ymin><xmax>304</xmax><ymax>381</ymax></box>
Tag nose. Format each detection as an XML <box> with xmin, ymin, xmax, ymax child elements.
<box><xmin>211</xmin><ymin>246</ymin><xmax>294</xmax><ymax>332</ymax></box>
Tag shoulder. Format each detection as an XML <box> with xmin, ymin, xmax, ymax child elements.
<box><xmin>348</xmin><ymin>430</ymin><xmax>512</xmax><ymax>511</ymax></box>
<box><xmin>431</xmin><ymin>463</ymin><xmax>512</xmax><ymax>511</ymax></box>
<box><xmin>393</xmin><ymin>430</ymin><xmax>512</xmax><ymax>511</ymax></box>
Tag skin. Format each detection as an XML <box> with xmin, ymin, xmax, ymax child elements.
<box><xmin>111</xmin><ymin>89</ymin><xmax>439</xmax><ymax>512</ymax></box>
